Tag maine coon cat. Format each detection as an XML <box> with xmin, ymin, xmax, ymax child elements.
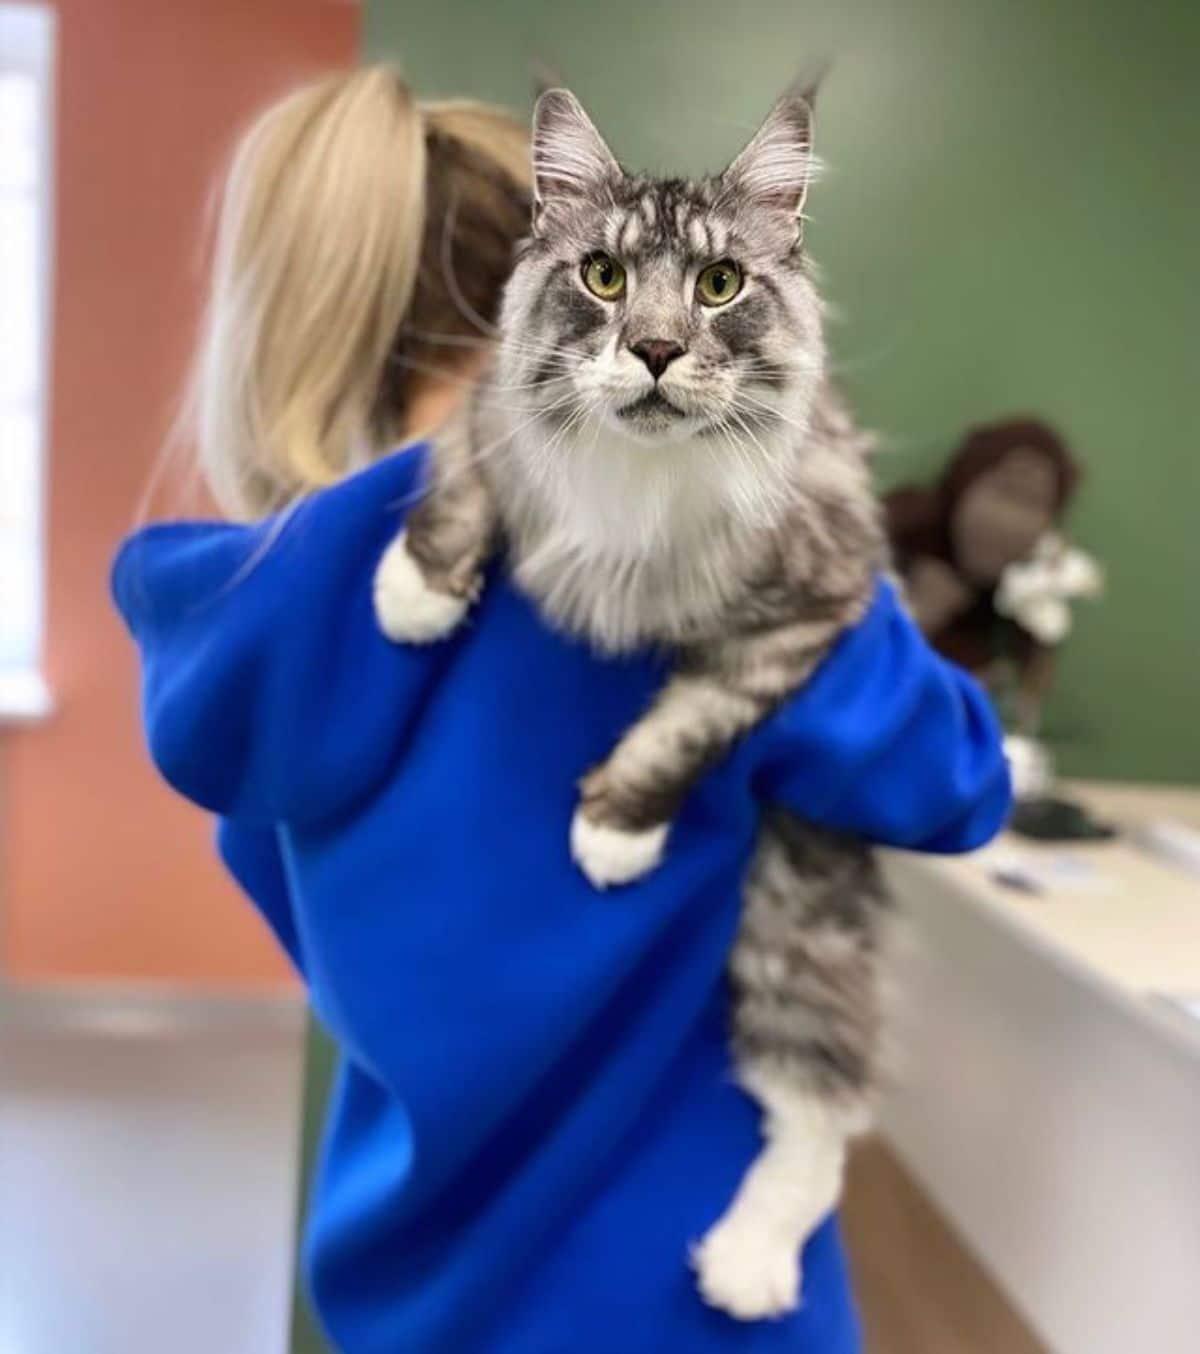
<box><xmin>374</xmin><ymin>86</ymin><xmax>891</xmax><ymax>1320</ymax></box>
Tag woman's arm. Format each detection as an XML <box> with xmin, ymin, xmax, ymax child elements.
<box><xmin>752</xmin><ymin>578</ymin><xmax>1012</xmax><ymax>852</ymax></box>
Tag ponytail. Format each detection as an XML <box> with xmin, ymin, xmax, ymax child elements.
<box><xmin>192</xmin><ymin>67</ymin><xmax>530</xmax><ymax>522</ymax></box>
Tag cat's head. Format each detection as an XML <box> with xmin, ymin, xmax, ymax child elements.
<box><xmin>499</xmin><ymin>87</ymin><xmax>826</xmax><ymax>451</ymax></box>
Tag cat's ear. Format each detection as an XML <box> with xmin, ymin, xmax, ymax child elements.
<box><xmin>531</xmin><ymin>89</ymin><xmax>619</xmax><ymax>233</ymax></box>
<box><xmin>722</xmin><ymin>89</ymin><xmax>819</xmax><ymax>238</ymax></box>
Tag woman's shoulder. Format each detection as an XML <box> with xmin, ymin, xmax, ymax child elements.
<box><xmin>112</xmin><ymin>445</ymin><xmax>453</xmax><ymax>826</ymax></box>
<box><xmin>113</xmin><ymin>443</ymin><xmax>427</xmax><ymax>621</ymax></box>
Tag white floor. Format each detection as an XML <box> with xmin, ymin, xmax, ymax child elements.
<box><xmin>0</xmin><ymin>1005</ymin><xmax>305</xmax><ymax>1354</ymax></box>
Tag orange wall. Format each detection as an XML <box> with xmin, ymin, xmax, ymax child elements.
<box><xmin>1</xmin><ymin>0</ymin><xmax>359</xmax><ymax>985</ymax></box>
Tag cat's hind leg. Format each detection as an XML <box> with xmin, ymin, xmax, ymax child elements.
<box><xmin>692</xmin><ymin>1069</ymin><xmax>861</xmax><ymax>1320</ymax></box>
<box><xmin>693</xmin><ymin>819</ymin><xmax>888</xmax><ymax>1320</ymax></box>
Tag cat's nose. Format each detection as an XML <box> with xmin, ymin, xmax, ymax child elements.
<box><xmin>629</xmin><ymin>339</ymin><xmax>686</xmax><ymax>379</ymax></box>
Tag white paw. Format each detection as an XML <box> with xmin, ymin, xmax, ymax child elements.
<box><xmin>569</xmin><ymin>811</ymin><xmax>668</xmax><ymax>889</ymax></box>
<box><xmin>692</xmin><ymin>1215</ymin><xmax>801</xmax><ymax>1322</ymax></box>
<box><xmin>373</xmin><ymin>532</ymin><xmax>468</xmax><ymax>643</ymax></box>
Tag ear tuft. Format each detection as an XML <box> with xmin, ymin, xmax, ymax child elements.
<box><xmin>531</xmin><ymin>89</ymin><xmax>619</xmax><ymax>230</ymax></box>
<box><xmin>529</xmin><ymin>58</ymin><xmax>565</xmax><ymax>103</ymax></box>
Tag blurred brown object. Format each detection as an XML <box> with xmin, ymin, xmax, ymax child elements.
<box><xmin>885</xmin><ymin>419</ymin><xmax>1082</xmax><ymax>701</ymax></box>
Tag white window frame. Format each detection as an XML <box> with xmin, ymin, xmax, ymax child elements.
<box><xmin>0</xmin><ymin>3</ymin><xmax>55</xmax><ymax>720</ymax></box>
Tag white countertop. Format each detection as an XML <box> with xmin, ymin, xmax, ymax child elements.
<box><xmin>880</xmin><ymin>780</ymin><xmax>1200</xmax><ymax>1354</ymax></box>
<box><xmin>891</xmin><ymin>780</ymin><xmax>1200</xmax><ymax>998</ymax></box>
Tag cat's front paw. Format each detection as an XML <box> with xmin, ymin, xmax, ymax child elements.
<box><xmin>692</xmin><ymin>1215</ymin><xmax>802</xmax><ymax>1322</ymax></box>
<box><xmin>374</xmin><ymin>532</ymin><xmax>469</xmax><ymax>644</ymax></box>
<box><xmin>569</xmin><ymin>807</ymin><xmax>668</xmax><ymax>890</ymax></box>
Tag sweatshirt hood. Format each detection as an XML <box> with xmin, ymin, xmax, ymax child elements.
<box><xmin>112</xmin><ymin>446</ymin><xmax>441</xmax><ymax>825</ymax></box>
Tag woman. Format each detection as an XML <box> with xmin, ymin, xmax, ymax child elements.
<box><xmin>114</xmin><ymin>67</ymin><xmax>1010</xmax><ymax>1353</ymax></box>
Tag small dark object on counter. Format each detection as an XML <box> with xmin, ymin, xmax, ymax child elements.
<box><xmin>990</xmin><ymin>866</ymin><xmax>1045</xmax><ymax>895</ymax></box>
<box><xmin>1010</xmin><ymin>796</ymin><xmax>1117</xmax><ymax>843</ymax></box>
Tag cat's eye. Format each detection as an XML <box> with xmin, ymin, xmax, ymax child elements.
<box><xmin>581</xmin><ymin>252</ymin><xmax>627</xmax><ymax>301</ymax></box>
<box><xmin>696</xmin><ymin>260</ymin><xmax>743</xmax><ymax>307</ymax></box>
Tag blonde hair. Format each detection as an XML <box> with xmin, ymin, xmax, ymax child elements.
<box><xmin>193</xmin><ymin>66</ymin><xmax>530</xmax><ymax>519</ymax></box>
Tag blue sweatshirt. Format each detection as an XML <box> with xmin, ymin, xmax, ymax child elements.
<box><xmin>113</xmin><ymin>445</ymin><xmax>1010</xmax><ymax>1354</ymax></box>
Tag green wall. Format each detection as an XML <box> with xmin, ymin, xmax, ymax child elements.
<box><xmin>367</xmin><ymin>0</ymin><xmax>1199</xmax><ymax>783</ymax></box>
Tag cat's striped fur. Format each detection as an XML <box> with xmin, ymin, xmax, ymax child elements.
<box><xmin>375</xmin><ymin>87</ymin><xmax>892</xmax><ymax>1320</ymax></box>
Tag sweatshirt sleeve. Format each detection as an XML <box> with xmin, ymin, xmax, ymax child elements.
<box><xmin>752</xmin><ymin>578</ymin><xmax>1012</xmax><ymax>852</ymax></box>
<box><xmin>111</xmin><ymin>450</ymin><xmax>450</xmax><ymax>828</ymax></box>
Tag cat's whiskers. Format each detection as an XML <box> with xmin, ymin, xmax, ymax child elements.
<box><xmin>385</xmin><ymin>353</ymin><xmax>572</xmax><ymax>413</ymax></box>
<box><xmin>539</xmin><ymin>395</ymin><xmax>598</xmax><ymax>463</ymax></box>
<box><xmin>438</xmin><ymin>188</ymin><xmax>502</xmax><ymax>340</ymax></box>
<box><xmin>731</xmin><ymin>389</ymin><xmax>811</xmax><ymax>436</ymax></box>
<box><xmin>704</xmin><ymin>408</ymin><xmax>796</xmax><ymax>525</ymax></box>
<box><xmin>389</xmin><ymin>392</ymin><xmax>585</xmax><ymax>509</ymax></box>
<box><xmin>394</xmin><ymin>322</ymin><xmax>593</xmax><ymax>387</ymax></box>
<box><xmin>704</xmin><ymin>423</ymin><xmax>766</xmax><ymax>523</ymax></box>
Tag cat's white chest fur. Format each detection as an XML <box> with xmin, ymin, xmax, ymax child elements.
<box><xmin>497</xmin><ymin>422</ymin><xmax>789</xmax><ymax>652</ymax></box>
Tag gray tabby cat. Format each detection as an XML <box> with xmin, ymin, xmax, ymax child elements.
<box><xmin>374</xmin><ymin>87</ymin><xmax>891</xmax><ymax>1320</ymax></box>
